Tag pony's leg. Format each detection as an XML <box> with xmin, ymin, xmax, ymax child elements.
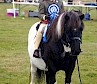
<box><xmin>65</xmin><ymin>71</ymin><xmax>72</xmax><ymax>84</ymax></box>
<box><xmin>46</xmin><ymin>70</ymin><xmax>56</xmax><ymax>84</ymax></box>
<box><xmin>65</xmin><ymin>57</ymin><xmax>77</xmax><ymax>84</ymax></box>
<box><xmin>30</xmin><ymin>60</ymin><xmax>37</xmax><ymax>84</ymax></box>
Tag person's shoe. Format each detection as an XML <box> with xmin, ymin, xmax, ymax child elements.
<box><xmin>33</xmin><ymin>49</ymin><xmax>40</xmax><ymax>58</ymax></box>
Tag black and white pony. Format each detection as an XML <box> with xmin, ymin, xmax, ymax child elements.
<box><xmin>28</xmin><ymin>10</ymin><xmax>84</xmax><ymax>84</ymax></box>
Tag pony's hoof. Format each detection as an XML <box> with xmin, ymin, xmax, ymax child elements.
<box><xmin>65</xmin><ymin>83</ymin><xmax>72</xmax><ymax>84</ymax></box>
<box><xmin>30</xmin><ymin>82</ymin><xmax>35</xmax><ymax>84</ymax></box>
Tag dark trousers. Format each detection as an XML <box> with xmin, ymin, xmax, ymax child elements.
<box><xmin>68</xmin><ymin>0</ymin><xmax>73</xmax><ymax>4</ymax></box>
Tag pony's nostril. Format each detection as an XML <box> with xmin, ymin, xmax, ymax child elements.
<box><xmin>76</xmin><ymin>52</ymin><xmax>80</xmax><ymax>55</ymax></box>
<box><xmin>71</xmin><ymin>50</ymin><xmax>81</xmax><ymax>55</ymax></box>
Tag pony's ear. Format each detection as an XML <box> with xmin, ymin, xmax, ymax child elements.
<box><xmin>65</xmin><ymin>15</ymin><xmax>69</xmax><ymax>21</ymax></box>
<box><xmin>79</xmin><ymin>14</ymin><xmax>84</xmax><ymax>20</ymax></box>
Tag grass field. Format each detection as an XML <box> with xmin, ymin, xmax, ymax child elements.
<box><xmin>0</xmin><ymin>2</ymin><xmax>97</xmax><ymax>84</ymax></box>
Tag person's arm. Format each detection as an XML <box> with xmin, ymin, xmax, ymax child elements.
<box><xmin>58</xmin><ymin>0</ymin><xmax>65</xmax><ymax>14</ymax></box>
<box><xmin>60</xmin><ymin>1</ymin><xmax>65</xmax><ymax>14</ymax></box>
<box><xmin>38</xmin><ymin>2</ymin><xmax>46</xmax><ymax>20</ymax></box>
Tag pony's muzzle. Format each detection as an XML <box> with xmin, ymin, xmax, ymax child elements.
<box><xmin>75</xmin><ymin>49</ymin><xmax>81</xmax><ymax>55</ymax></box>
<box><xmin>70</xmin><ymin>38</ymin><xmax>82</xmax><ymax>56</ymax></box>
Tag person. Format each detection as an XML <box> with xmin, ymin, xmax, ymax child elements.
<box><xmin>68</xmin><ymin>0</ymin><xmax>73</xmax><ymax>4</ymax></box>
<box><xmin>33</xmin><ymin>0</ymin><xmax>64</xmax><ymax>58</ymax></box>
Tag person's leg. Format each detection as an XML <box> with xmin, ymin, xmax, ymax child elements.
<box><xmin>33</xmin><ymin>23</ymin><xmax>47</xmax><ymax>58</ymax></box>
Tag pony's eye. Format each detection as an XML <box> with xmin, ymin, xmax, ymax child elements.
<box><xmin>74</xmin><ymin>29</ymin><xmax>77</xmax><ymax>31</ymax></box>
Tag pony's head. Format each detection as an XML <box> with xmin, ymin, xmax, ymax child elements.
<box><xmin>47</xmin><ymin>10</ymin><xmax>84</xmax><ymax>56</ymax></box>
<box><xmin>61</xmin><ymin>11</ymin><xmax>84</xmax><ymax>56</ymax></box>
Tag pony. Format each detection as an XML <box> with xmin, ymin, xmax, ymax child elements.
<box><xmin>28</xmin><ymin>10</ymin><xmax>84</xmax><ymax>84</ymax></box>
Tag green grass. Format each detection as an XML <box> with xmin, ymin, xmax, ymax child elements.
<box><xmin>0</xmin><ymin>3</ymin><xmax>97</xmax><ymax>84</ymax></box>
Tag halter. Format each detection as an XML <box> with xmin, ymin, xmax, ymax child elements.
<box><xmin>72</xmin><ymin>37</ymin><xmax>82</xmax><ymax>43</ymax></box>
<box><xmin>61</xmin><ymin>23</ymin><xmax>82</xmax><ymax>47</ymax></box>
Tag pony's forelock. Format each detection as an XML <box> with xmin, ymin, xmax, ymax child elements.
<box><xmin>56</xmin><ymin>13</ymin><xmax>64</xmax><ymax>38</ymax></box>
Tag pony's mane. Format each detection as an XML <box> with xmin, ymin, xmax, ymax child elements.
<box><xmin>46</xmin><ymin>10</ymin><xmax>84</xmax><ymax>42</ymax></box>
<box><xmin>46</xmin><ymin>12</ymin><xmax>66</xmax><ymax>42</ymax></box>
<box><xmin>66</xmin><ymin>11</ymin><xmax>82</xmax><ymax>29</ymax></box>
<box><xmin>67</xmin><ymin>10</ymin><xmax>84</xmax><ymax>31</ymax></box>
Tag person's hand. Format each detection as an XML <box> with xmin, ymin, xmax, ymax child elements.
<box><xmin>43</xmin><ymin>15</ymin><xmax>50</xmax><ymax>20</ymax></box>
<box><xmin>45</xmin><ymin>15</ymin><xmax>50</xmax><ymax>20</ymax></box>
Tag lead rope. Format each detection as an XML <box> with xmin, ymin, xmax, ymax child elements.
<box><xmin>76</xmin><ymin>57</ymin><xmax>82</xmax><ymax>84</ymax></box>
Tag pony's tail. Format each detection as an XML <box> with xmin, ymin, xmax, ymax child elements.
<box><xmin>36</xmin><ymin>68</ymin><xmax>45</xmax><ymax>84</ymax></box>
